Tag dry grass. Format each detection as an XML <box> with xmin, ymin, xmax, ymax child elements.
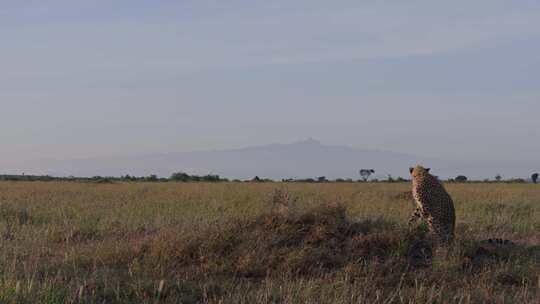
<box><xmin>0</xmin><ymin>181</ymin><xmax>538</xmax><ymax>303</ymax></box>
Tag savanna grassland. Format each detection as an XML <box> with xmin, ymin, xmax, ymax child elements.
<box><xmin>0</xmin><ymin>181</ymin><xmax>538</xmax><ymax>303</ymax></box>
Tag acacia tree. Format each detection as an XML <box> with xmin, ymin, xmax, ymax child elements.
<box><xmin>532</xmin><ymin>173</ymin><xmax>539</xmax><ymax>184</ymax></box>
<box><xmin>359</xmin><ymin>169</ymin><xmax>375</xmax><ymax>181</ymax></box>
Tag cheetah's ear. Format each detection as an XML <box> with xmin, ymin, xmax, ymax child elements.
<box><xmin>425</xmin><ymin>168</ymin><xmax>431</xmax><ymax>173</ymax></box>
<box><xmin>409</xmin><ymin>167</ymin><xmax>414</xmax><ymax>174</ymax></box>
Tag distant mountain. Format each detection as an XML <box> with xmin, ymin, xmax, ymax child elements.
<box><xmin>22</xmin><ymin>139</ymin><xmax>443</xmax><ymax>179</ymax></box>
<box><xmin>22</xmin><ymin>139</ymin><xmax>536</xmax><ymax>180</ymax></box>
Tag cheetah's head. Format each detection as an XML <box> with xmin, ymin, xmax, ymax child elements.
<box><xmin>409</xmin><ymin>165</ymin><xmax>430</xmax><ymax>178</ymax></box>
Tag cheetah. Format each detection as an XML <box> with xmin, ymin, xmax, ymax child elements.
<box><xmin>409</xmin><ymin>165</ymin><xmax>456</xmax><ymax>245</ymax></box>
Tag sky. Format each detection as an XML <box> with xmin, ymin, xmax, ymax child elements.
<box><xmin>1</xmin><ymin>0</ymin><xmax>540</xmax><ymax>172</ymax></box>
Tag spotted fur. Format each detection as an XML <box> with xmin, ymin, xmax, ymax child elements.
<box><xmin>409</xmin><ymin>165</ymin><xmax>456</xmax><ymax>245</ymax></box>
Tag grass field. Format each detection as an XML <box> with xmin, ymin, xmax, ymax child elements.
<box><xmin>0</xmin><ymin>181</ymin><xmax>538</xmax><ymax>303</ymax></box>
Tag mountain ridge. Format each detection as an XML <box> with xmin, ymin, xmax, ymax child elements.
<box><xmin>15</xmin><ymin>139</ymin><xmax>535</xmax><ymax>180</ymax></box>
<box><xmin>25</xmin><ymin>139</ymin><xmax>442</xmax><ymax>179</ymax></box>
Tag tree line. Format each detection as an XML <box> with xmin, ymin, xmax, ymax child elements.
<box><xmin>0</xmin><ymin>171</ymin><xmax>539</xmax><ymax>183</ymax></box>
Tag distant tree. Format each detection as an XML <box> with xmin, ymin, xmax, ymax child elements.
<box><xmin>146</xmin><ymin>174</ymin><xmax>159</xmax><ymax>182</ymax></box>
<box><xmin>387</xmin><ymin>174</ymin><xmax>395</xmax><ymax>182</ymax></box>
<box><xmin>201</xmin><ymin>174</ymin><xmax>222</xmax><ymax>182</ymax></box>
<box><xmin>170</xmin><ymin>172</ymin><xmax>191</xmax><ymax>182</ymax></box>
<box><xmin>359</xmin><ymin>169</ymin><xmax>375</xmax><ymax>181</ymax></box>
<box><xmin>495</xmin><ymin>174</ymin><xmax>502</xmax><ymax>182</ymax></box>
<box><xmin>124</xmin><ymin>174</ymin><xmax>138</xmax><ymax>181</ymax></box>
<box><xmin>317</xmin><ymin>176</ymin><xmax>328</xmax><ymax>183</ymax></box>
<box><xmin>252</xmin><ymin>176</ymin><xmax>262</xmax><ymax>182</ymax></box>
<box><xmin>455</xmin><ymin>175</ymin><xmax>468</xmax><ymax>182</ymax></box>
<box><xmin>532</xmin><ymin>173</ymin><xmax>539</xmax><ymax>184</ymax></box>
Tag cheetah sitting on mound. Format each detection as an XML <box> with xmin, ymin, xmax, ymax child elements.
<box><xmin>409</xmin><ymin>165</ymin><xmax>456</xmax><ymax>245</ymax></box>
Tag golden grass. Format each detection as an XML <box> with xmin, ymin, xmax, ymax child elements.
<box><xmin>0</xmin><ymin>181</ymin><xmax>538</xmax><ymax>303</ymax></box>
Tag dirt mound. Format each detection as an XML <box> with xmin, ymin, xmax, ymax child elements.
<box><xmin>462</xmin><ymin>238</ymin><xmax>520</xmax><ymax>272</ymax></box>
<box><xmin>406</xmin><ymin>238</ymin><xmax>433</xmax><ymax>268</ymax></box>
<box><xmin>142</xmin><ymin>204</ymin><xmax>405</xmax><ymax>278</ymax></box>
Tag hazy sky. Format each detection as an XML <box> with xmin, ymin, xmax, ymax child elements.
<box><xmin>2</xmin><ymin>0</ymin><xmax>540</xmax><ymax>170</ymax></box>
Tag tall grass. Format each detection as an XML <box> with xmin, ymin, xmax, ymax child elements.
<box><xmin>0</xmin><ymin>181</ymin><xmax>538</xmax><ymax>303</ymax></box>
